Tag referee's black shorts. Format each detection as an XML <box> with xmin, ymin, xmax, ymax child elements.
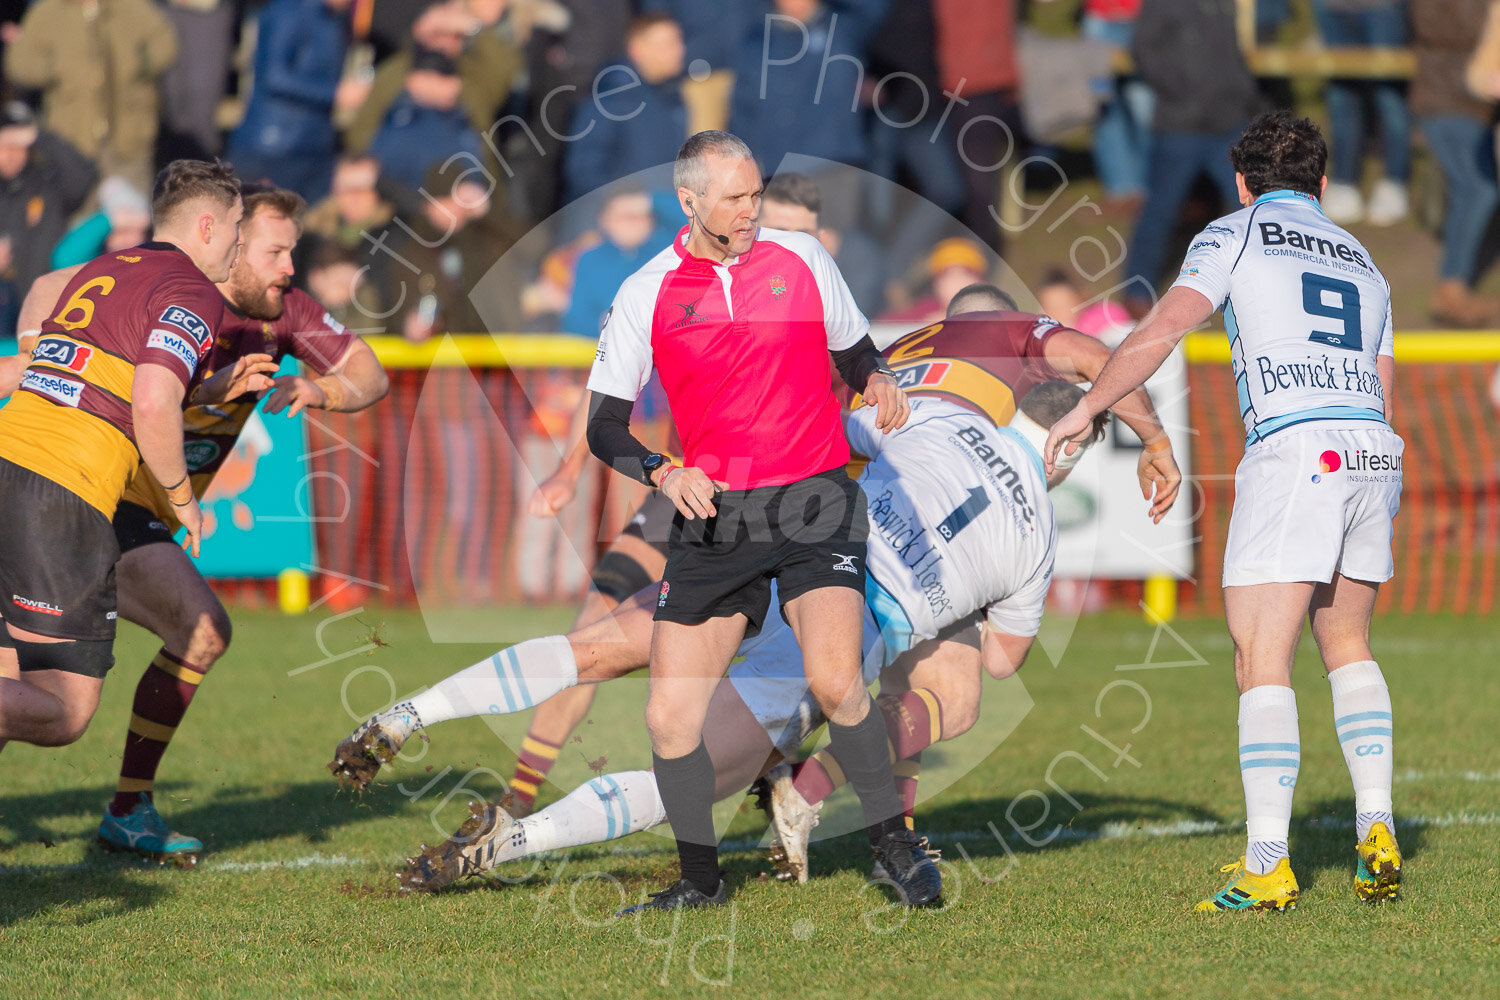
<box><xmin>654</xmin><ymin>467</ymin><xmax>868</xmax><ymax>636</ymax></box>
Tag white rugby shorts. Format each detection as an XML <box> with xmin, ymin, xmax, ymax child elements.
<box><xmin>1223</xmin><ymin>423</ymin><xmax>1403</xmax><ymax>587</ymax></box>
<box><xmin>728</xmin><ymin>586</ymin><xmax>886</xmax><ymax>759</ymax></box>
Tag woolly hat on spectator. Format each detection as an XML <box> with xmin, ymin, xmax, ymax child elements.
<box><xmin>926</xmin><ymin>237</ymin><xmax>986</xmax><ymax>277</ymax></box>
<box><xmin>98</xmin><ymin>176</ymin><xmax>151</xmax><ymax>226</ymax></box>
<box><xmin>0</xmin><ymin>100</ymin><xmax>37</xmax><ymax>139</ymax></box>
<box><xmin>410</xmin><ymin>45</ymin><xmax>459</xmax><ymax>76</ymax></box>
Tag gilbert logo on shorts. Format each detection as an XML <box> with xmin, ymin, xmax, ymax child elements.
<box><xmin>832</xmin><ymin>553</ymin><xmax>860</xmax><ymax>574</ymax></box>
<box><xmin>12</xmin><ymin>594</ymin><xmax>63</xmax><ymax>616</ymax></box>
<box><xmin>658</xmin><ymin>581</ymin><xmax>670</xmax><ymax>607</ymax></box>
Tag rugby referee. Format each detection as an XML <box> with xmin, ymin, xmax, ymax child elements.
<box><xmin>586</xmin><ymin>131</ymin><xmax>941</xmax><ymax>911</ymax></box>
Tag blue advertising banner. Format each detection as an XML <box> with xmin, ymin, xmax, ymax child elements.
<box><xmin>194</xmin><ymin>356</ymin><xmax>316</xmax><ymax>577</ymax></box>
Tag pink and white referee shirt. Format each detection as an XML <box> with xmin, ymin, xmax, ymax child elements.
<box><xmin>587</xmin><ymin>226</ymin><xmax>869</xmax><ymax>491</ymax></box>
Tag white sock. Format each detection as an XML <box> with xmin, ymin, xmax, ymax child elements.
<box><xmin>1239</xmin><ymin>685</ymin><xmax>1299</xmax><ymax>874</ymax></box>
<box><xmin>407</xmin><ymin>635</ymin><xmax>578</xmax><ymax>725</ymax></box>
<box><xmin>1329</xmin><ymin>660</ymin><xmax>1395</xmax><ymax>840</ymax></box>
<box><xmin>516</xmin><ymin>770</ymin><xmax>667</xmax><ymax>856</ymax></box>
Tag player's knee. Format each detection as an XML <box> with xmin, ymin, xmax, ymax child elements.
<box><xmin>643</xmin><ymin>699</ymin><xmax>683</xmax><ymax>754</ymax></box>
<box><xmin>195</xmin><ymin>604</ymin><xmax>233</xmax><ymax>662</ymax></box>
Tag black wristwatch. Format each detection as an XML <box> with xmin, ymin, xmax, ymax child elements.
<box><xmin>873</xmin><ymin>364</ymin><xmax>897</xmax><ymax>381</ymax></box>
<box><xmin>642</xmin><ymin>452</ymin><xmax>669</xmax><ymax>487</ymax></box>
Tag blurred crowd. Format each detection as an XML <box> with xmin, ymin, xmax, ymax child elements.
<box><xmin>3</xmin><ymin>0</ymin><xmax>1500</xmax><ymax>344</ymax></box>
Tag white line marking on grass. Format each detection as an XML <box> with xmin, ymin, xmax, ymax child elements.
<box><xmin>206</xmin><ymin>853</ymin><xmax>356</xmax><ymax>872</ymax></box>
<box><xmin>1393</xmin><ymin>769</ymin><xmax>1500</xmax><ymax>784</ymax></box>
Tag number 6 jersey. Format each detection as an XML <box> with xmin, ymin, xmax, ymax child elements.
<box><xmin>1172</xmin><ymin>189</ymin><xmax>1393</xmax><ymax>445</ymax></box>
<box><xmin>0</xmin><ymin>243</ymin><xmax>225</xmax><ymax>516</ymax></box>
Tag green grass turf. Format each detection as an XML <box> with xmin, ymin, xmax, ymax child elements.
<box><xmin>1</xmin><ymin>606</ymin><xmax>1497</xmax><ymax>999</ymax></box>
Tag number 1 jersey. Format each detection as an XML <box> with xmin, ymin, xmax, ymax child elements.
<box><xmin>1172</xmin><ymin>190</ymin><xmax>1393</xmax><ymax>445</ymax></box>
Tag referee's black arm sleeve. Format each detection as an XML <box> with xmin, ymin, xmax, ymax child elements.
<box><xmin>586</xmin><ymin>391</ymin><xmax>654</xmax><ymax>486</ymax></box>
<box><xmin>830</xmin><ymin>335</ymin><xmax>893</xmax><ymax>392</ymax></box>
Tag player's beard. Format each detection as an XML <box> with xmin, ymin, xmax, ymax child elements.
<box><xmin>228</xmin><ymin>272</ymin><xmax>289</xmax><ymax>321</ymax></box>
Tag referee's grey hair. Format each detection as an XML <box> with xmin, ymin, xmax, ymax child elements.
<box><xmin>674</xmin><ymin>131</ymin><xmax>756</xmax><ymax>194</ymax></box>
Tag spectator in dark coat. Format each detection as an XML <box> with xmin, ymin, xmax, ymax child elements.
<box><xmin>1415</xmin><ymin>0</ymin><xmax>1500</xmax><ymax>326</ymax></box>
<box><xmin>730</xmin><ymin>0</ymin><xmax>888</xmax><ymax>230</ymax></box>
<box><xmin>0</xmin><ymin>102</ymin><xmax>96</xmax><ymax>336</ymax></box>
<box><xmin>562</xmin><ymin>13</ymin><xmax>688</xmax><ymax>207</ymax></box>
<box><xmin>226</xmin><ymin>0</ymin><xmax>355</xmax><ymax>202</ymax></box>
<box><xmin>364</xmin><ymin>47</ymin><xmax>486</xmax><ymax>191</ymax></box>
<box><xmin>642</xmin><ymin>0</ymin><xmax>749</xmax><ymax>133</ymax></box>
<box><xmin>1122</xmin><ymin>0</ymin><xmax>1262</xmax><ymax>314</ymax></box>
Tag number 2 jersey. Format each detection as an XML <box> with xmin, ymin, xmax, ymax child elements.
<box><xmin>1172</xmin><ymin>189</ymin><xmax>1393</xmax><ymax>445</ymax></box>
<box><xmin>0</xmin><ymin>243</ymin><xmax>225</xmax><ymax>517</ymax></box>
<box><xmin>845</xmin><ymin>397</ymin><xmax>1057</xmax><ymax>655</ymax></box>
<box><xmin>873</xmin><ymin>310</ymin><xmax>1070</xmax><ymax>426</ymax></box>
<box><xmin>120</xmin><ymin>288</ymin><xmax>357</xmax><ymax>530</ymax></box>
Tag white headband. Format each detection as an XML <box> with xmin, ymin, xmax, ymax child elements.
<box><xmin>1010</xmin><ymin>411</ymin><xmax>1086</xmax><ymax>473</ymax></box>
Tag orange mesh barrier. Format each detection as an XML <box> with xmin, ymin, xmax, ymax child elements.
<box><xmin>1182</xmin><ymin>362</ymin><xmax>1500</xmax><ymax>616</ymax></box>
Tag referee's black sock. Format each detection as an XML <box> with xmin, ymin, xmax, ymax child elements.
<box><xmin>827</xmin><ymin>704</ymin><xmax>907</xmax><ymax>845</ymax></box>
<box><xmin>652</xmin><ymin>742</ymin><xmax>722</xmax><ymax>897</ymax></box>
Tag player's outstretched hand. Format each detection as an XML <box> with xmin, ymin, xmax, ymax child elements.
<box><xmin>661</xmin><ymin>465</ymin><xmax>726</xmax><ymax>520</ymax></box>
<box><xmin>865</xmin><ymin>372</ymin><xmax>909</xmax><ymax>433</ymax></box>
<box><xmin>1137</xmin><ymin>441</ymin><xmax>1182</xmax><ymax>524</ymax></box>
<box><xmin>528</xmin><ymin>469</ymin><xmax>577</xmax><ymax>517</ymax></box>
<box><xmin>264</xmin><ymin>374</ymin><xmax>327</xmax><ymax>417</ymax></box>
<box><xmin>1044</xmin><ymin>400</ymin><xmax>1096</xmax><ymax>474</ymax></box>
<box><xmin>177</xmin><ymin>497</ymin><xmax>204</xmax><ymax>558</ymax></box>
<box><xmin>194</xmin><ymin>352</ymin><xmax>278</xmax><ymax>405</ymax></box>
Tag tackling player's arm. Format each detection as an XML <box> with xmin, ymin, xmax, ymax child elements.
<box><xmin>133</xmin><ymin>363</ymin><xmax>204</xmax><ymax>556</ymax></box>
<box><xmin>0</xmin><ymin>264</ymin><xmax>86</xmax><ymax>398</ymax></box>
<box><xmin>262</xmin><ymin>337</ymin><xmax>390</xmax><ymax>416</ymax></box>
<box><xmin>16</xmin><ymin>264</ymin><xmax>84</xmax><ymax>348</ymax></box>
<box><xmin>1045</xmin><ymin>286</ymin><xmax>1214</xmax><ymax>474</ymax></box>
<box><xmin>1043</xmin><ymin>327</ymin><xmax>1182</xmax><ymax>522</ymax></box>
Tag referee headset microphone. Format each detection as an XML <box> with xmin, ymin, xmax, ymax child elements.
<box><xmin>686</xmin><ymin>197</ymin><xmax>730</xmax><ymax>246</ymax></box>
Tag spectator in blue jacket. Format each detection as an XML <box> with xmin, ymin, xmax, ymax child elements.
<box><xmin>365</xmin><ymin>47</ymin><xmax>486</xmax><ymax>191</ymax></box>
<box><xmin>562</xmin><ymin>188</ymin><xmax>668</xmax><ymax>337</ymax></box>
<box><xmin>729</xmin><ymin>0</ymin><xmax>889</xmax><ymax>231</ymax></box>
<box><xmin>226</xmin><ymin>0</ymin><xmax>356</xmax><ymax>202</ymax></box>
<box><xmin>562</xmin><ymin>13</ymin><xmax>688</xmax><ymax>208</ymax></box>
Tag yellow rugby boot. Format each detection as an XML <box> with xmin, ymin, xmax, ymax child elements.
<box><xmin>1196</xmin><ymin>857</ymin><xmax>1299</xmax><ymax>912</ymax></box>
<box><xmin>1354</xmin><ymin>821</ymin><xmax>1402</xmax><ymax>903</ymax></box>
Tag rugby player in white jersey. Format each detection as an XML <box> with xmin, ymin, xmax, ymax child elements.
<box><xmin>1046</xmin><ymin>111</ymin><xmax>1404</xmax><ymax>911</ymax></box>
<box><xmin>357</xmin><ymin>381</ymin><xmax>1104</xmax><ymax>892</ymax></box>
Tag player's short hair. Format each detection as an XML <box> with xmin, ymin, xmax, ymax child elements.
<box><xmin>1229</xmin><ymin>110</ymin><xmax>1327</xmax><ymax>199</ymax></box>
<box><xmin>627</xmin><ymin>11</ymin><xmax>677</xmax><ymax>41</ymax></box>
<box><xmin>240</xmin><ymin>182</ymin><xmax>306</xmax><ymax>233</ymax></box>
<box><xmin>1019</xmin><ymin>381</ymin><xmax>1108</xmax><ymax>442</ymax></box>
<box><xmin>946</xmin><ymin>283</ymin><xmax>1018</xmax><ymax>317</ymax></box>
<box><xmin>763</xmin><ymin>173</ymin><xmax>821</xmax><ymax>215</ymax></box>
<box><xmin>674</xmin><ymin>130</ymin><xmax>756</xmax><ymax>194</ymax></box>
<box><xmin>152</xmin><ymin>158</ymin><xmax>240</xmax><ymax>226</ymax></box>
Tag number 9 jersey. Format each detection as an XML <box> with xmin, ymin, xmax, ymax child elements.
<box><xmin>1172</xmin><ymin>189</ymin><xmax>1393</xmax><ymax>446</ymax></box>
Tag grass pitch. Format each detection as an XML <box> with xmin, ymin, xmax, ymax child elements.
<box><xmin>1</xmin><ymin>606</ymin><xmax>1496</xmax><ymax>999</ymax></box>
